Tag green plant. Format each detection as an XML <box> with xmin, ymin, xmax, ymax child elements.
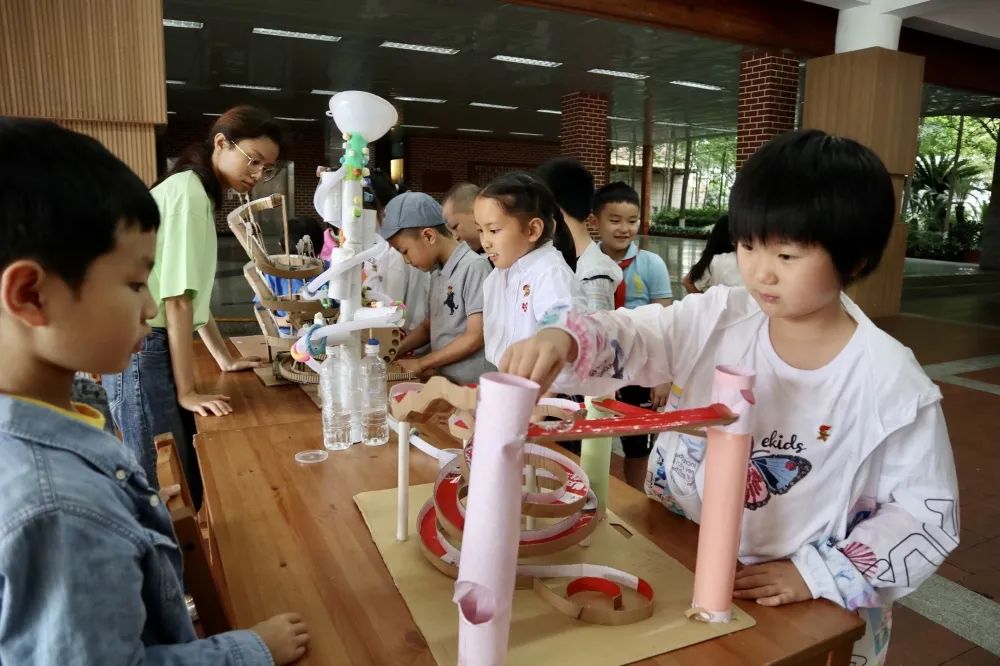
<box><xmin>651</xmin><ymin>207</ymin><xmax>723</xmax><ymax>228</ymax></box>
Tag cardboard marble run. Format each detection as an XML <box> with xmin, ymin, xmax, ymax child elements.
<box><xmin>230</xmin><ymin>91</ymin><xmax>409</xmax><ymax>385</ymax></box>
<box><xmin>388</xmin><ymin>368</ymin><xmax>756</xmax><ymax>664</ymax></box>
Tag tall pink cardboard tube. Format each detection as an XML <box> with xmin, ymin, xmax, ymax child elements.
<box><xmin>691</xmin><ymin>365</ymin><xmax>756</xmax><ymax>623</ymax></box>
<box><xmin>454</xmin><ymin>373</ymin><xmax>540</xmax><ymax>665</ymax></box>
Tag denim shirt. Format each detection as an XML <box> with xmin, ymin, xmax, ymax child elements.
<box><xmin>0</xmin><ymin>395</ymin><xmax>273</xmax><ymax>665</ymax></box>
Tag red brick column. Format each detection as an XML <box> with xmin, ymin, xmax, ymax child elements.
<box><xmin>736</xmin><ymin>49</ymin><xmax>799</xmax><ymax>169</ymax></box>
<box><xmin>560</xmin><ymin>91</ymin><xmax>610</xmax><ymax>187</ymax></box>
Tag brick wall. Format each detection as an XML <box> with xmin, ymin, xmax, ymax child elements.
<box><xmin>736</xmin><ymin>49</ymin><xmax>799</xmax><ymax>169</ymax></box>
<box><xmin>405</xmin><ymin>135</ymin><xmax>559</xmax><ymax>198</ymax></box>
<box><xmin>560</xmin><ymin>92</ymin><xmax>610</xmax><ymax>187</ymax></box>
<box><xmin>159</xmin><ymin>117</ymin><xmax>329</xmax><ymax>232</ymax></box>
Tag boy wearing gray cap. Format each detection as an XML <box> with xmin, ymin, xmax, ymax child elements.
<box><xmin>379</xmin><ymin>192</ymin><xmax>493</xmax><ymax>385</ymax></box>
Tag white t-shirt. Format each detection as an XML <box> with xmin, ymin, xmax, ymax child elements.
<box><xmin>693</xmin><ymin>252</ymin><xmax>742</xmax><ymax>291</ymax></box>
<box><xmin>576</xmin><ymin>241</ymin><xmax>623</xmax><ymax>313</ymax></box>
<box><xmin>545</xmin><ymin>286</ymin><xmax>958</xmax><ymax>612</ymax></box>
<box><xmin>483</xmin><ymin>242</ymin><xmax>585</xmax><ymax>366</ymax></box>
<box><xmin>363</xmin><ymin>242</ymin><xmax>429</xmax><ymax>333</ymax></box>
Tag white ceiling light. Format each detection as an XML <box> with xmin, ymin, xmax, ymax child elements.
<box><xmin>510</xmin><ymin>131</ymin><xmax>544</xmax><ymax>137</ymax></box>
<box><xmin>588</xmin><ymin>68</ymin><xmax>648</xmax><ymax>80</ymax></box>
<box><xmin>203</xmin><ymin>112</ymin><xmax>223</xmax><ymax>117</ymax></box>
<box><xmin>275</xmin><ymin>116</ymin><xmax>318</xmax><ymax>122</ymax></box>
<box><xmin>470</xmin><ymin>102</ymin><xmax>518</xmax><ymax>110</ymax></box>
<box><xmin>380</xmin><ymin>41</ymin><xmax>459</xmax><ymax>55</ymax></box>
<box><xmin>167</xmin><ymin>111</ymin><xmax>176</xmax><ymax>115</ymax></box>
<box><xmin>536</xmin><ymin>109</ymin><xmax>561</xmax><ymax>115</ymax></box>
<box><xmin>394</xmin><ymin>96</ymin><xmax>446</xmax><ymax>103</ymax></box>
<box><xmin>220</xmin><ymin>83</ymin><xmax>281</xmax><ymax>92</ymax></box>
<box><xmin>400</xmin><ymin>124</ymin><xmax>439</xmax><ymax>129</ymax></box>
<box><xmin>310</xmin><ymin>89</ymin><xmax>338</xmax><ymax>96</ymax></box>
<box><xmin>166</xmin><ymin>79</ymin><xmax>186</xmax><ymax>86</ymax></box>
<box><xmin>252</xmin><ymin>28</ymin><xmax>341</xmax><ymax>42</ymax></box>
<box><xmin>609</xmin><ymin>139</ymin><xmax>631</xmax><ymax>144</ymax></box>
<box><xmin>492</xmin><ymin>54</ymin><xmax>561</xmax><ymax>68</ymax></box>
<box><xmin>457</xmin><ymin>128</ymin><xmax>492</xmax><ymax>133</ymax></box>
<box><xmin>608</xmin><ymin>115</ymin><xmax>637</xmax><ymax>122</ymax></box>
<box><xmin>654</xmin><ymin>121</ymin><xmax>687</xmax><ymax>127</ymax></box>
<box><xmin>163</xmin><ymin>19</ymin><xmax>202</xmax><ymax>29</ymax></box>
<box><xmin>669</xmin><ymin>80</ymin><xmax>724</xmax><ymax>91</ymax></box>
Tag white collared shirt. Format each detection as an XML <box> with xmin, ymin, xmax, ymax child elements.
<box><xmin>483</xmin><ymin>242</ymin><xmax>586</xmax><ymax>366</ymax></box>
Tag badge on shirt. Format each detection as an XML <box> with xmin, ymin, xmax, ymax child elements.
<box><xmin>521</xmin><ymin>284</ymin><xmax>531</xmax><ymax>313</ymax></box>
<box><xmin>444</xmin><ymin>285</ymin><xmax>458</xmax><ymax>315</ymax></box>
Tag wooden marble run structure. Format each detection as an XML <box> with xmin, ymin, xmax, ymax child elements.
<box><xmin>230</xmin><ymin>91</ymin><xmax>410</xmax><ymax>386</ymax></box>
<box><xmin>387</xmin><ymin>368</ymin><xmax>756</xmax><ymax>664</ymax></box>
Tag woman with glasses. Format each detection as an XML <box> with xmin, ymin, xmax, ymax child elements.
<box><xmin>104</xmin><ymin>105</ymin><xmax>284</xmax><ymax>508</ymax></box>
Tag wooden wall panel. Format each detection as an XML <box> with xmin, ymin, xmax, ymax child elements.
<box><xmin>58</xmin><ymin>120</ymin><xmax>158</xmax><ymax>185</ymax></box>
<box><xmin>802</xmin><ymin>48</ymin><xmax>923</xmax><ymax>318</ymax></box>
<box><xmin>0</xmin><ymin>0</ymin><xmax>165</xmax><ymax>124</ymax></box>
<box><xmin>802</xmin><ymin>48</ymin><xmax>923</xmax><ymax>176</ymax></box>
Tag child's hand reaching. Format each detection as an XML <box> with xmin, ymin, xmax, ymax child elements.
<box><xmin>499</xmin><ymin>329</ymin><xmax>577</xmax><ymax>395</ymax></box>
<box><xmin>253</xmin><ymin>612</ymin><xmax>310</xmax><ymax>665</ymax></box>
<box><xmin>733</xmin><ymin>560</ymin><xmax>812</xmax><ymax>606</ymax></box>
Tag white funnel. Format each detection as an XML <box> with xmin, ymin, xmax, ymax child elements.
<box><xmin>326</xmin><ymin>91</ymin><xmax>398</xmax><ymax>142</ymax></box>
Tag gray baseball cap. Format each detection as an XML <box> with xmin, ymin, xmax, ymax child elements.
<box><xmin>378</xmin><ymin>191</ymin><xmax>444</xmax><ymax>240</ymax></box>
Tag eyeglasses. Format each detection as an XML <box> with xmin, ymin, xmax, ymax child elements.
<box><xmin>229</xmin><ymin>140</ymin><xmax>278</xmax><ymax>182</ymax></box>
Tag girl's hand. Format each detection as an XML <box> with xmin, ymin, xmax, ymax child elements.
<box><xmin>253</xmin><ymin>612</ymin><xmax>310</xmax><ymax>665</ymax></box>
<box><xmin>733</xmin><ymin>559</ymin><xmax>812</xmax><ymax>606</ymax></box>
<box><xmin>650</xmin><ymin>382</ymin><xmax>671</xmax><ymax>410</ymax></box>
<box><xmin>499</xmin><ymin>329</ymin><xmax>576</xmax><ymax>395</ymax></box>
<box><xmin>178</xmin><ymin>392</ymin><xmax>232</xmax><ymax>417</ymax></box>
<box><xmin>223</xmin><ymin>355</ymin><xmax>268</xmax><ymax>372</ymax></box>
<box><xmin>396</xmin><ymin>357</ymin><xmax>426</xmax><ymax>376</ymax></box>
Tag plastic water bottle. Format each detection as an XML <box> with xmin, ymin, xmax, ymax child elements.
<box><xmin>359</xmin><ymin>338</ymin><xmax>389</xmax><ymax>446</ymax></box>
<box><xmin>320</xmin><ymin>345</ymin><xmax>352</xmax><ymax>451</ymax></box>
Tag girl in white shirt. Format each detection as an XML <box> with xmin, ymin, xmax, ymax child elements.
<box><xmin>683</xmin><ymin>215</ymin><xmax>743</xmax><ymax>294</ymax></box>
<box><xmin>475</xmin><ymin>173</ymin><xmax>585</xmax><ymax>367</ymax></box>
<box><xmin>499</xmin><ymin>130</ymin><xmax>958</xmax><ymax>665</ymax></box>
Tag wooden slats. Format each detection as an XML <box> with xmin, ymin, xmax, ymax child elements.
<box><xmin>0</xmin><ymin>0</ymin><xmax>165</xmax><ymax>124</ymax></box>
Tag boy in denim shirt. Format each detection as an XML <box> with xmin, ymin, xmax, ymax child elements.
<box><xmin>0</xmin><ymin>119</ymin><xmax>309</xmax><ymax>664</ymax></box>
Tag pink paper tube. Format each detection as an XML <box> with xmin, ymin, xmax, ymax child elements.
<box><xmin>690</xmin><ymin>365</ymin><xmax>756</xmax><ymax>623</ymax></box>
<box><xmin>454</xmin><ymin>372</ymin><xmax>540</xmax><ymax>666</ymax></box>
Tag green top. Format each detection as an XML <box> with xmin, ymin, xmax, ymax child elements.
<box><xmin>147</xmin><ymin>171</ymin><xmax>217</xmax><ymax>331</ymax></box>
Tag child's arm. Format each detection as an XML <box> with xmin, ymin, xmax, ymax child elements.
<box><xmin>0</xmin><ymin>512</ymin><xmax>285</xmax><ymax>665</ymax></box>
<box><xmin>504</xmin><ymin>300</ymin><xmax>685</xmax><ymax>396</ymax></box>
<box><xmin>404</xmin><ymin>313</ymin><xmax>485</xmax><ymax>376</ymax></box>
<box><xmin>396</xmin><ymin>318</ymin><xmax>431</xmax><ymax>359</ymax></box>
<box><xmin>165</xmin><ymin>297</ymin><xmax>232</xmax><ymax>417</ymax></box>
<box><xmin>789</xmin><ymin>403</ymin><xmax>959</xmax><ymax>610</ymax></box>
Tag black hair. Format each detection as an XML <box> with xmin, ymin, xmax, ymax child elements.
<box><xmin>536</xmin><ymin>157</ymin><xmax>595</xmax><ymax>221</ymax></box>
<box><xmin>728</xmin><ymin>129</ymin><xmax>895</xmax><ymax>285</ymax></box>
<box><xmin>367</xmin><ymin>169</ymin><xmax>398</xmax><ymax>211</ymax></box>
<box><xmin>0</xmin><ymin>118</ymin><xmax>160</xmax><ymax>291</ymax></box>
<box><xmin>282</xmin><ymin>216</ymin><xmax>325</xmax><ymax>255</ymax></box>
<box><xmin>155</xmin><ymin>105</ymin><xmax>285</xmax><ymax>208</ymax></box>
<box><xmin>398</xmin><ymin>224</ymin><xmax>453</xmax><ymax>239</ymax></box>
<box><xmin>688</xmin><ymin>215</ymin><xmax>735</xmax><ymax>284</ymax></box>
<box><xmin>593</xmin><ymin>181</ymin><xmax>640</xmax><ymax>215</ymax></box>
<box><xmin>478</xmin><ymin>172</ymin><xmax>577</xmax><ymax>271</ymax></box>
<box><xmin>443</xmin><ymin>182</ymin><xmax>480</xmax><ymax>212</ymax></box>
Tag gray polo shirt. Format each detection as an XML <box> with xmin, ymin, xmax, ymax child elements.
<box><xmin>430</xmin><ymin>242</ymin><xmax>494</xmax><ymax>384</ymax></box>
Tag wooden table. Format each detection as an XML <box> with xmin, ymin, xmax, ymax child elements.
<box><xmin>191</xmin><ymin>339</ymin><xmax>318</xmax><ymax>434</ymax></box>
<box><xmin>196</xmin><ymin>418</ymin><xmax>864</xmax><ymax>665</ymax></box>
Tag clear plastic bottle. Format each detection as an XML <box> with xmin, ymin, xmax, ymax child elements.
<box><xmin>319</xmin><ymin>345</ymin><xmax>353</xmax><ymax>451</ymax></box>
<box><xmin>359</xmin><ymin>338</ymin><xmax>389</xmax><ymax>446</ymax></box>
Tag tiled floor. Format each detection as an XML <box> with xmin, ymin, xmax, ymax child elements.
<box><xmin>214</xmin><ymin>233</ymin><xmax>1000</xmax><ymax>664</ymax></box>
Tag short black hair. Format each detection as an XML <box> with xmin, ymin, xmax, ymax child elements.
<box><xmin>398</xmin><ymin>224</ymin><xmax>452</xmax><ymax>239</ymax></box>
<box><xmin>536</xmin><ymin>157</ymin><xmax>595</xmax><ymax>221</ymax></box>
<box><xmin>593</xmin><ymin>181</ymin><xmax>640</xmax><ymax>215</ymax></box>
<box><xmin>728</xmin><ymin>129</ymin><xmax>895</xmax><ymax>285</ymax></box>
<box><xmin>0</xmin><ymin>118</ymin><xmax>160</xmax><ymax>291</ymax></box>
